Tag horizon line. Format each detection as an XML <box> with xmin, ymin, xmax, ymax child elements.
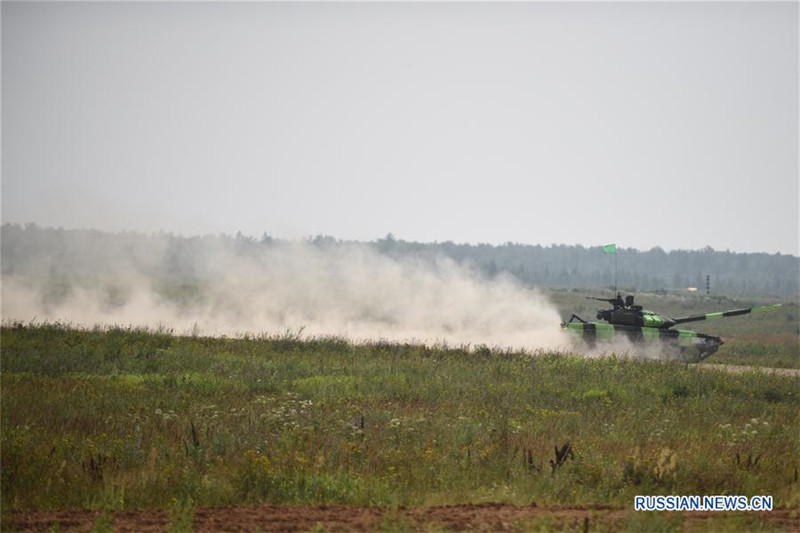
<box><xmin>2</xmin><ymin>221</ymin><xmax>798</xmax><ymax>259</ymax></box>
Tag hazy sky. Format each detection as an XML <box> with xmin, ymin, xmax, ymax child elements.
<box><xmin>2</xmin><ymin>2</ymin><xmax>798</xmax><ymax>254</ymax></box>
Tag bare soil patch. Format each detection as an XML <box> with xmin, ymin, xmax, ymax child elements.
<box><xmin>700</xmin><ymin>363</ymin><xmax>800</xmax><ymax>378</ymax></box>
<box><xmin>6</xmin><ymin>503</ymin><xmax>799</xmax><ymax>532</ymax></box>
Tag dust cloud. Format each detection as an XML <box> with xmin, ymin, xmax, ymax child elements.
<box><xmin>577</xmin><ymin>337</ymin><xmax>683</xmax><ymax>362</ymax></box>
<box><xmin>1</xmin><ymin>227</ymin><xmax>568</xmax><ymax>351</ymax></box>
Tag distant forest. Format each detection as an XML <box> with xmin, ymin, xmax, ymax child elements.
<box><xmin>372</xmin><ymin>234</ymin><xmax>799</xmax><ymax>297</ymax></box>
<box><xmin>2</xmin><ymin>224</ymin><xmax>798</xmax><ymax>297</ymax></box>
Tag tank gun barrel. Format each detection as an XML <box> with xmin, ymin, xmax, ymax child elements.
<box><xmin>672</xmin><ymin>304</ymin><xmax>782</xmax><ymax>325</ymax></box>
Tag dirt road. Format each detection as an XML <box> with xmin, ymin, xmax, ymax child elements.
<box><xmin>7</xmin><ymin>503</ymin><xmax>799</xmax><ymax>532</ymax></box>
<box><xmin>698</xmin><ymin>363</ymin><xmax>800</xmax><ymax>378</ymax></box>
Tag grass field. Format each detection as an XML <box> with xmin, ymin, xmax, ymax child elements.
<box><xmin>2</xmin><ymin>323</ymin><xmax>798</xmax><ymax>530</ymax></box>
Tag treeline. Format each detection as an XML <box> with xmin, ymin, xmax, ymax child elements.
<box><xmin>2</xmin><ymin>224</ymin><xmax>798</xmax><ymax>297</ymax></box>
<box><xmin>373</xmin><ymin>234</ymin><xmax>799</xmax><ymax>297</ymax></box>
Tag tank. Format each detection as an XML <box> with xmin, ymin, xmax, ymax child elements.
<box><xmin>561</xmin><ymin>293</ymin><xmax>782</xmax><ymax>362</ymax></box>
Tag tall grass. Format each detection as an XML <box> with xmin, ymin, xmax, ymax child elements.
<box><xmin>2</xmin><ymin>323</ymin><xmax>798</xmax><ymax>514</ymax></box>
<box><xmin>710</xmin><ymin>334</ymin><xmax>800</xmax><ymax>369</ymax></box>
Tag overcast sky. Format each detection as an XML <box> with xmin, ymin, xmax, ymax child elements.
<box><xmin>2</xmin><ymin>2</ymin><xmax>798</xmax><ymax>255</ymax></box>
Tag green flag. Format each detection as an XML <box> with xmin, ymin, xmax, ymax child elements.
<box><xmin>602</xmin><ymin>243</ymin><xmax>617</xmax><ymax>254</ymax></box>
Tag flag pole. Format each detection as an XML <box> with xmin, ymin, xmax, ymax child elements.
<box><xmin>602</xmin><ymin>244</ymin><xmax>618</xmax><ymax>295</ymax></box>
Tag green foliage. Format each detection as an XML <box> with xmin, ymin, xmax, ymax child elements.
<box><xmin>166</xmin><ymin>497</ymin><xmax>195</xmax><ymax>533</ymax></box>
<box><xmin>2</xmin><ymin>324</ymin><xmax>799</xmax><ymax>516</ymax></box>
<box><xmin>624</xmin><ymin>510</ymin><xmax>682</xmax><ymax>533</ymax></box>
<box><xmin>89</xmin><ymin>510</ymin><xmax>113</xmax><ymax>533</ymax></box>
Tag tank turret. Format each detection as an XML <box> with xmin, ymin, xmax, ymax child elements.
<box><xmin>562</xmin><ymin>293</ymin><xmax>782</xmax><ymax>362</ymax></box>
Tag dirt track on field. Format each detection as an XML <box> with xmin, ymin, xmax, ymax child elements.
<box><xmin>6</xmin><ymin>503</ymin><xmax>800</xmax><ymax>532</ymax></box>
<box><xmin>699</xmin><ymin>363</ymin><xmax>800</xmax><ymax>378</ymax></box>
